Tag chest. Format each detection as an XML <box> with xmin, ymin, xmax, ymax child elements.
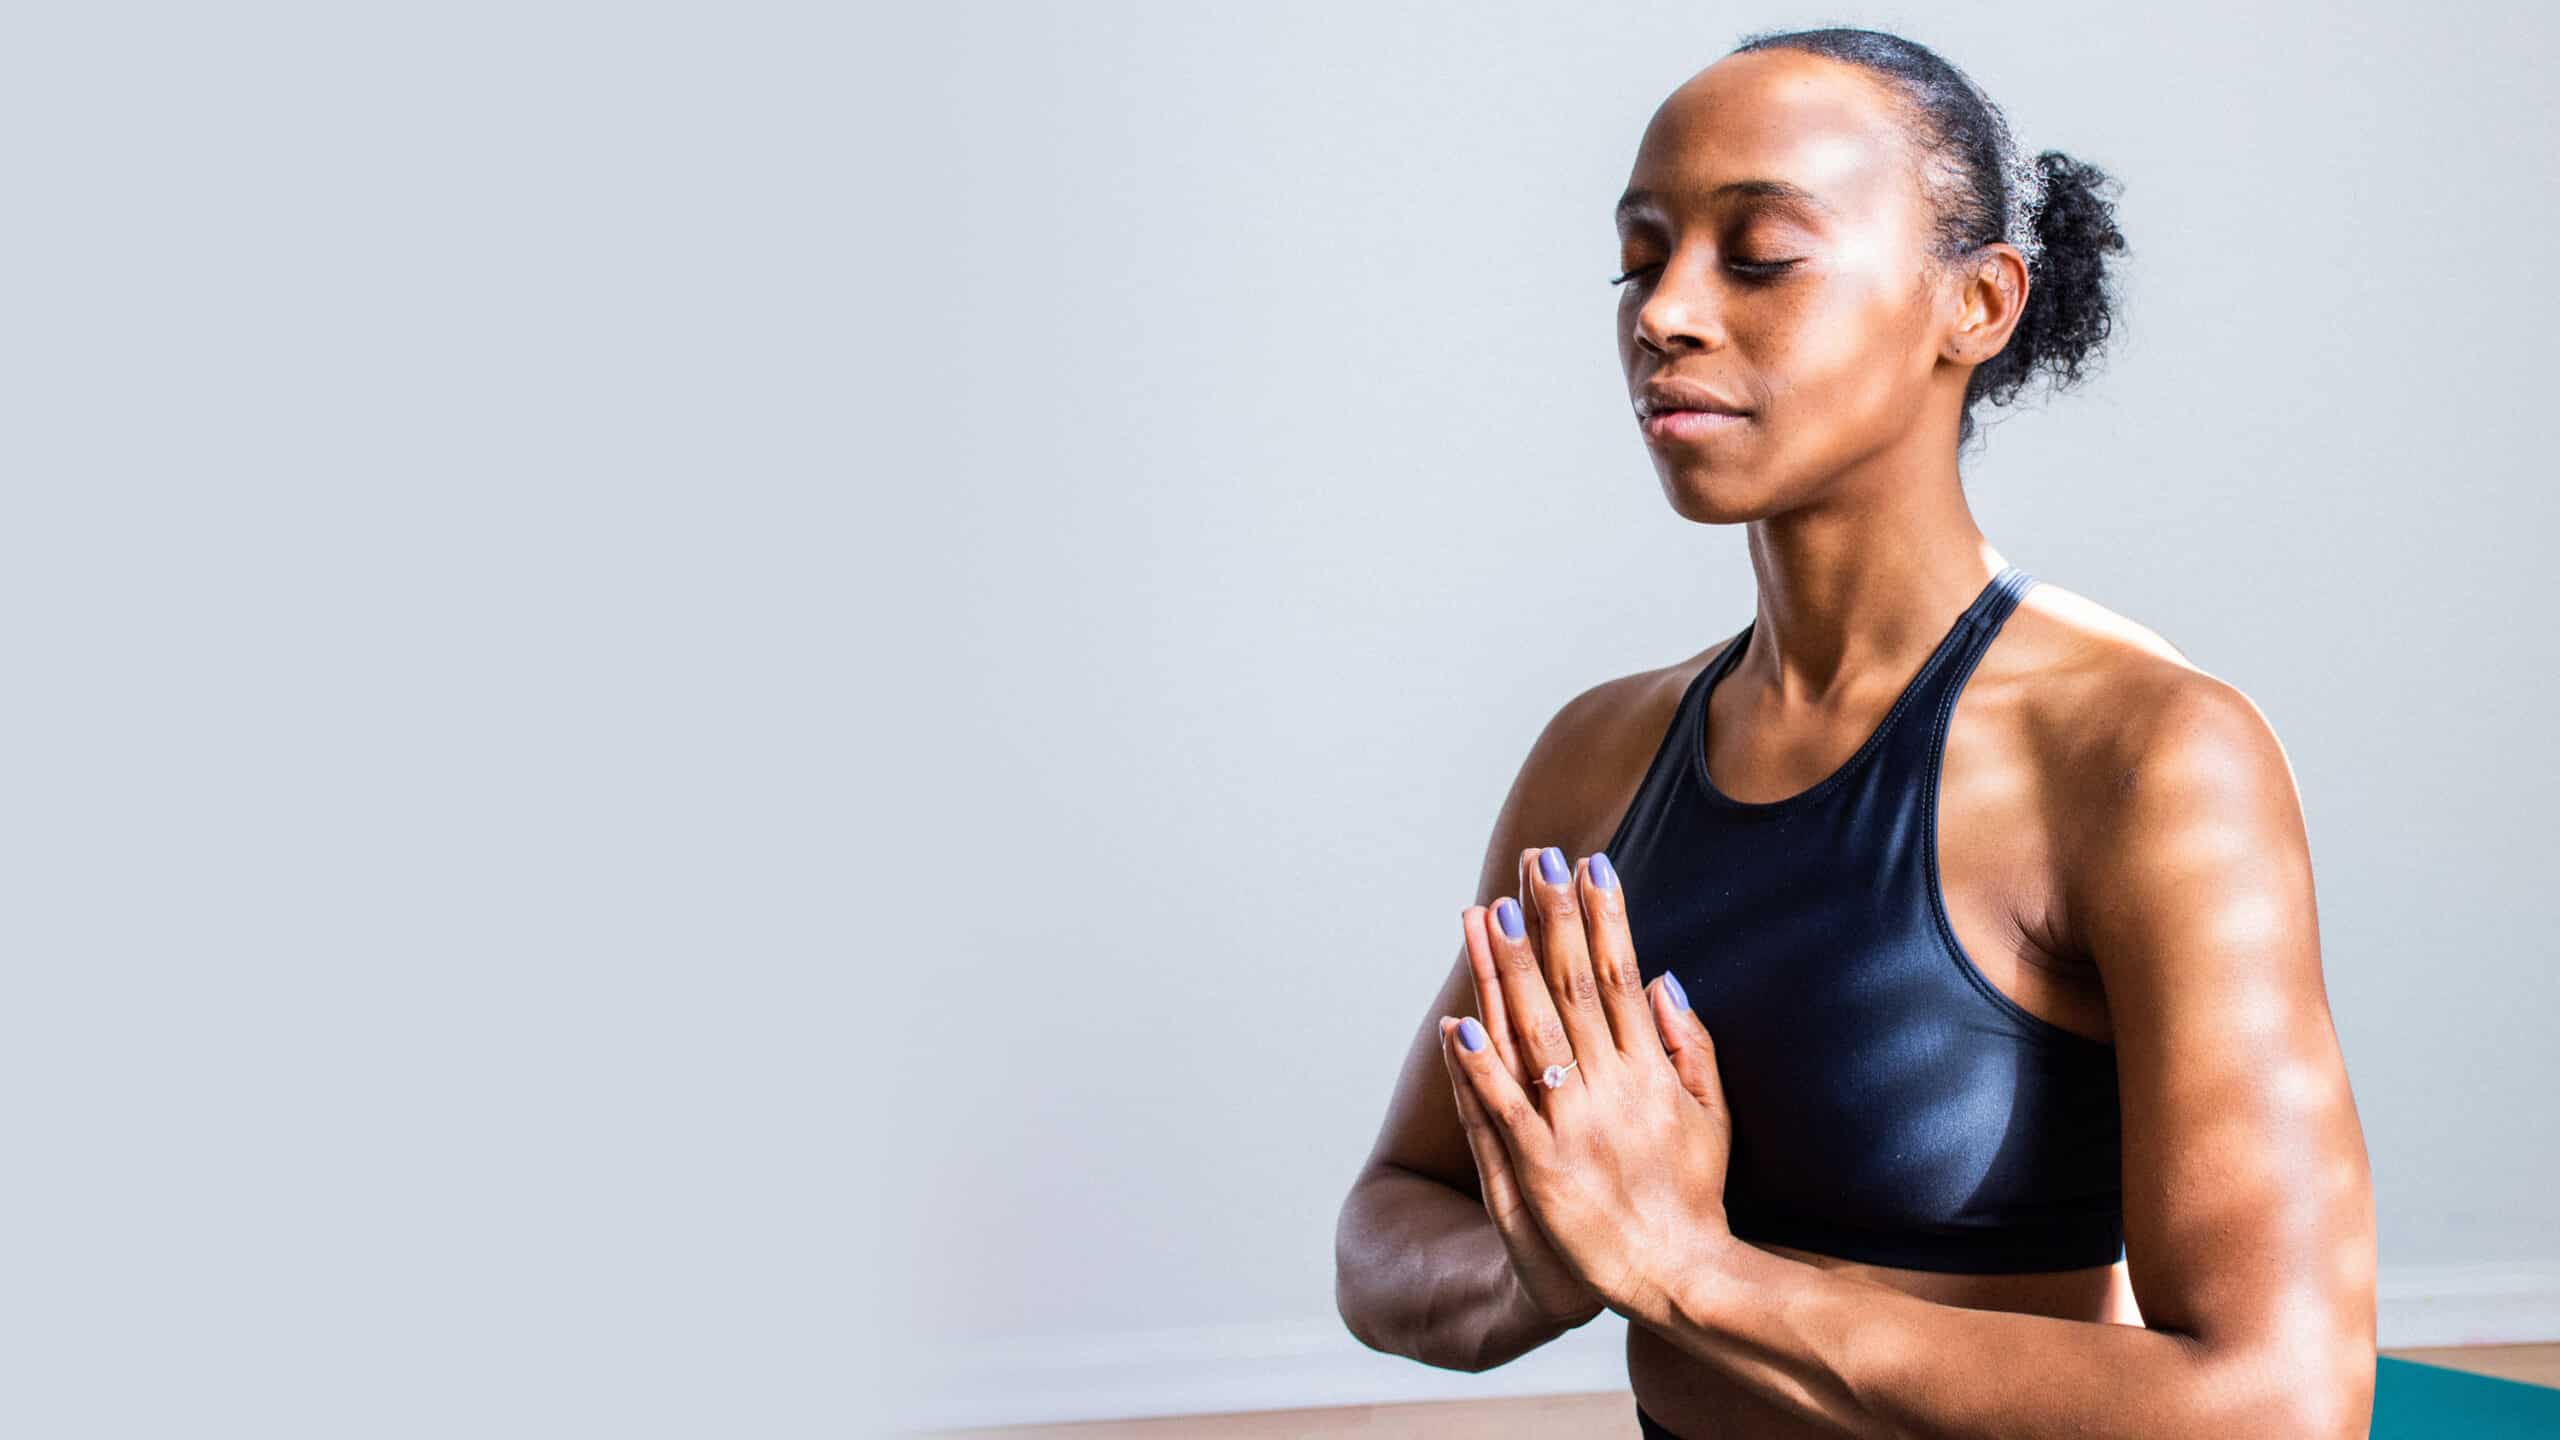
<box><xmin>1602</xmin><ymin>650</ymin><xmax>2125</xmax><ymax>1264</ymax></box>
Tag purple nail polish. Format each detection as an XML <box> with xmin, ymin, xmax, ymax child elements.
<box><xmin>1539</xmin><ymin>846</ymin><xmax>1567</xmax><ymax>885</ymax></box>
<box><xmin>1495</xmin><ymin>898</ymin><xmax>1524</xmax><ymax>938</ymax></box>
<box><xmin>1664</xmin><ymin>971</ymin><xmax>1690</xmax><ymax>1011</ymax></box>
<box><xmin>1457</xmin><ymin>1016</ymin><xmax>1487</xmax><ymax>1052</ymax></box>
<box><xmin>1592</xmin><ymin>851</ymin><xmax>1618</xmax><ymax>890</ymax></box>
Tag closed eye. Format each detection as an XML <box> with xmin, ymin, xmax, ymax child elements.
<box><xmin>1609</xmin><ymin>260</ymin><xmax>1800</xmax><ymax>287</ymax></box>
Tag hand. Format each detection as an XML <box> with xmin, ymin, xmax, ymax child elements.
<box><xmin>1438</xmin><ymin>869</ymin><xmax>1604</xmax><ymax>1329</ymax></box>
<box><xmin>1438</xmin><ymin>845</ymin><xmax>1736</xmax><ymax>1325</ymax></box>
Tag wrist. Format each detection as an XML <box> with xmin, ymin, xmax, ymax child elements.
<box><xmin>1508</xmin><ymin>1271</ymin><xmax>1605</xmax><ymax>1334</ymax></box>
<box><xmin>1629</xmin><ymin>1221</ymin><xmax>1749</xmax><ymax>1333</ymax></box>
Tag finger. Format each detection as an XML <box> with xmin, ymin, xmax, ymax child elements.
<box><xmin>1521</xmin><ymin>845</ymin><xmax>1617</xmax><ymax>1071</ymax></box>
<box><xmin>1649</xmin><ymin>971</ymin><xmax>1727</xmax><ymax>1114</ymax></box>
<box><xmin>1578</xmin><ymin>851</ymin><xmax>1657</xmax><ymax>1056</ymax></box>
<box><xmin>1460</xmin><ymin>906</ymin><xmax>1530</xmax><ymax>1086</ymax></box>
<box><xmin>1484</xmin><ymin>884</ymin><xmax>1578</xmax><ymax>1092</ymax></box>
<box><xmin>1440</xmin><ymin>1010</ymin><xmax>1550</xmax><ymax>1156</ymax></box>
<box><xmin>1438</xmin><ymin>1015</ymin><xmax>1534</xmax><ymax>1220</ymax></box>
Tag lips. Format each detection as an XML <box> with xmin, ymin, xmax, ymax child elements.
<box><xmin>1635</xmin><ymin>378</ymin><xmax>1752</xmax><ymax>419</ymax></box>
<box><xmin>1636</xmin><ymin>377</ymin><xmax>1752</xmax><ymax>445</ymax></box>
<box><xmin>1641</xmin><ymin>408</ymin><xmax>1748</xmax><ymax>444</ymax></box>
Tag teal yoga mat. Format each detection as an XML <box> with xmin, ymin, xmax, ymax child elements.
<box><xmin>2373</xmin><ymin>1356</ymin><xmax>2560</xmax><ymax>1437</ymax></box>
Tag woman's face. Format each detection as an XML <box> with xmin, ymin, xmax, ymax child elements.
<box><xmin>1615</xmin><ymin>51</ymin><xmax>1969</xmax><ymax>523</ymax></box>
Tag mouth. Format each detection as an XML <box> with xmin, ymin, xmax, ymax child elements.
<box><xmin>1640</xmin><ymin>408</ymin><xmax>1751</xmax><ymax>444</ymax></box>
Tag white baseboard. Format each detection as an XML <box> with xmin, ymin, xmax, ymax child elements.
<box><xmin>2378</xmin><ymin>1259</ymin><xmax>2560</xmax><ymax>1348</ymax></box>
<box><xmin>887</xmin><ymin>1260</ymin><xmax>2560</xmax><ymax>1433</ymax></box>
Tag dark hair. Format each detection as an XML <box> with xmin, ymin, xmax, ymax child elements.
<box><xmin>1728</xmin><ymin>26</ymin><xmax>2128</xmax><ymax>450</ymax></box>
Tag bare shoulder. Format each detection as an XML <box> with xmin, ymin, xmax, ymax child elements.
<box><xmin>1997</xmin><ymin>578</ymin><xmax>2291</xmax><ymax>788</ymax></box>
<box><xmin>1995</xmin><ymin>579</ymin><xmax>2307</xmax><ymax>938</ymax></box>
<box><xmin>1506</xmin><ymin>634</ymin><xmax>1740</xmax><ymax>860</ymax></box>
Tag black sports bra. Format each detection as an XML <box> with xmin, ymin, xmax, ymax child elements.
<box><xmin>1609</xmin><ymin>565</ymin><xmax>2124</xmax><ymax>1273</ymax></box>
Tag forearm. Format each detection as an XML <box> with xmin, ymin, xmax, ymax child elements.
<box><xmin>1636</xmin><ymin>1239</ymin><xmax>2306</xmax><ymax>1438</ymax></box>
<box><xmin>1336</xmin><ymin>1165</ymin><xmax>1592</xmax><ymax>1372</ymax></box>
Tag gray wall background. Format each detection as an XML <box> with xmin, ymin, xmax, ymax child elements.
<box><xmin>5</xmin><ymin>2</ymin><xmax>2550</xmax><ymax>1437</ymax></box>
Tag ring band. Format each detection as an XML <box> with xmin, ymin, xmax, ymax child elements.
<box><xmin>1539</xmin><ymin>1059</ymin><xmax>1579</xmax><ymax>1089</ymax></box>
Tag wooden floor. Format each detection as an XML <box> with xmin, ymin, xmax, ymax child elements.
<box><xmin>924</xmin><ymin>1344</ymin><xmax>2560</xmax><ymax>1438</ymax></box>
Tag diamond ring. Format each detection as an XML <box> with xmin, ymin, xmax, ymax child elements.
<box><xmin>1539</xmin><ymin>1059</ymin><xmax>1580</xmax><ymax>1089</ymax></box>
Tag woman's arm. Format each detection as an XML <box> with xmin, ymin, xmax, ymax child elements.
<box><xmin>1337</xmin><ymin>1134</ymin><xmax>1597</xmax><ymax>1371</ymax></box>
<box><xmin>1622</xmin><ymin>672</ymin><xmax>2379</xmax><ymax>1436</ymax></box>
<box><xmin>1337</xmin><ymin>667</ymin><xmax>1683</xmax><ymax>1370</ymax></box>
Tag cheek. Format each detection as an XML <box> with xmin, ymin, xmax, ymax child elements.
<box><xmin>1755</xmin><ymin>287</ymin><xmax>1924</xmax><ymax>422</ymax></box>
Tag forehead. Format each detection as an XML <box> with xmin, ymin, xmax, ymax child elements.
<box><xmin>1618</xmin><ymin>50</ymin><xmax>1917</xmax><ymax>228</ymax></box>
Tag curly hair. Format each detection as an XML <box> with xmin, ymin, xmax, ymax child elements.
<box><xmin>1729</xmin><ymin>26</ymin><xmax>2129</xmax><ymax>450</ymax></box>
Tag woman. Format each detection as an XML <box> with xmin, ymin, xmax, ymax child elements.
<box><xmin>1332</xmin><ymin>27</ymin><xmax>2377</xmax><ymax>1438</ymax></box>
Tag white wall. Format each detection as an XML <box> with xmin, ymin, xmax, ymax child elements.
<box><xmin>7</xmin><ymin>5</ymin><xmax>887</xmax><ymax>1437</ymax></box>
<box><xmin>7</xmin><ymin>2</ymin><xmax>2547</xmax><ymax>1437</ymax></box>
<box><xmin>875</xmin><ymin>1</ymin><xmax>2560</xmax><ymax>1431</ymax></box>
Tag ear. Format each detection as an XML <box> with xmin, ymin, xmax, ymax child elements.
<box><xmin>1945</xmin><ymin>243</ymin><xmax>2029</xmax><ymax>366</ymax></box>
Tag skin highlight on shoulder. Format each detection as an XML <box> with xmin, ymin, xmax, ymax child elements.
<box><xmin>1992</xmin><ymin>580</ymin><xmax>2222</xmax><ymax>787</ymax></box>
<box><xmin>1519</xmin><ymin>641</ymin><xmax>1736</xmax><ymax>859</ymax></box>
<box><xmin>1985</xmin><ymin>582</ymin><xmax>2307</xmax><ymax>982</ymax></box>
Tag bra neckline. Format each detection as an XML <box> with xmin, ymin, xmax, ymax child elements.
<box><xmin>1690</xmin><ymin>566</ymin><xmax>2018</xmax><ymax>814</ymax></box>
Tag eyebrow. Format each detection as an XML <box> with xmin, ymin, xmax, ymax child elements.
<box><xmin>1614</xmin><ymin>180</ymin><xmax>1838</xmax><ymax>226</ymax></box>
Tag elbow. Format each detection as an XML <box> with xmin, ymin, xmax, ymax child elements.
<box><xmin>1332</xmin><ymin>1186</ymin><xmax>1386</xmax><ymax>1357</ymax></box>
<box><xmin>2267</xmin><ymin>1382</ymin><xmax>2372</xmax><ymax>1440</ymax></box>
<box><xmin>2182</xmin><ymin>1331</ymin><xmax>2376</xmax><ymax>1440</ymax></box>
<box><xmin>1335</xmin><ymin>1259</ymin><xmax>1383</xmax><ymax>1356</ymax></box>
<box><xmin>2287</xmin><ymin>1344</ymin><xmax>2378</xmax><ymax>1440</ymax></box>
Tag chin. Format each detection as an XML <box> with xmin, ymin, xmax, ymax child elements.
<box><xmin>1656</xmin><ymin>468</ymin><xmax>1791</xmax><ymax>525</ymax></box>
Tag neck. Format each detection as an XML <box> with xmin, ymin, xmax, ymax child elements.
<box><xmin>1737</xmin><ymin>465</ymin><xmax>2002</xmax><ymax>704</ymax></box>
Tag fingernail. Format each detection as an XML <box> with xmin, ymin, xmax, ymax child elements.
<box><xmin>1663</xmin><ymin>971</ymin><xmax>1690</xmax><ymax>1012</ymax></box>
<box><xmin>1539</xmin><ymin>846</ymin><xmax>1568</xmax><ymax>885</ymax></box>
<box><xmin>1591</xmin><ymin>851</ymin><xmax>1618</xmax><ymax>890</ymax></box>
<box><xmin>1495</xmin><ymin>898</ymin><xmax>1524</xmax><ymax>938</ymax></box>
<box><xmin>1457</xmin><ymin>1016</ymin><xmax>1487</xmax><ymax>1052</ymax></box>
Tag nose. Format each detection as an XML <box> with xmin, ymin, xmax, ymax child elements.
<box><xmin>1631</xmin><ymin>261</ymin><xmax>1725</xmax><ymax>356</ymax></box>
